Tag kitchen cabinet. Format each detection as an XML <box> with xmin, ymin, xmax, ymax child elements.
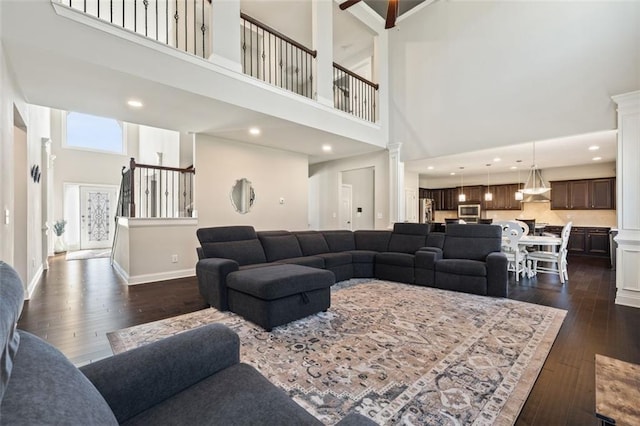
<box><xmin>550</xmin><ymin>178</ymin><xmax>615</xmax><ymax>210</ymax></box>
<box><xmin>484</xmin><ymin>184</ymin><xmax>522</xmax><ymax>210</ymax></box>
<box><xmin>542</xmin><ymin>225</ymin><xmax>610</xmax><ymax>258</ymax></box>
<box><xmin>457</xmin><ymin>185</ymin><xmax>484</xmax><ymax>204</ymax></box>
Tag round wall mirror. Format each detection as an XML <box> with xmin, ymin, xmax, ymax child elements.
<box><xmin>230</xmin><ymin>178</ymin><xmax>255</xmax><ymax>214</ymax></box>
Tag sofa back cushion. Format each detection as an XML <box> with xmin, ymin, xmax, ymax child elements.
<box><xmin>2</xmin><ymin>332</ymin><xmax>118</xmax><ymax>425</ymax></box>
<box><xmin>354</xmin><ymin>231</ymin><xmax>391</xmax><ymax>252</ymax></box>
<box><xmin>322</xmin><ymin>231</ymin><xmax>356</xmax><ymax>252</ymax></box>
<box><xmin>426</xmin><ymin>232</ymin><xmax>446</xmax><ymax>250</ymax></box>
<box><xmin>258</xmin><ymin>231</ymin><xmax>304</xmax><ymax>262</ymax></box>
<box><xmin>294</xmin><ymin>232</ymin><xmax>330</xmax><ymax>256</ymax></box>
<box><xmin>196</xmin><ymin>226</ymin><xmax>266</xmax><ymax>266</ymax></box>
<box><xmin>1</xmin><ymin>262</ymin><xmax>24</xmax><ymax>402</ymax></box>
<box><xmin>387</xmin><ymin>223</ymin><xmax>430</xmax><ymax>254</ymax></box>
<box><xmin>443</xmin><ymin>224</ymin><xmax>502</xmax><ymax>261</ymax></box>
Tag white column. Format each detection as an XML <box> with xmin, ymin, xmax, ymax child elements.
<box><xmin>209</xmin><ymin>0</ymin><xmax>242</xmax><ymax>72</ymax></box>
<box><xmin>312</xmin><ymin>0</ymin><xmax>333</xmax><ymax>107</ymax></box>
<box><xmin>389</xmin><ymin>142</ymin><xmax>404</xmax><ymax>226</ymax></box>
<box><xmin>612</xmin><ymin>90</ymin><xmax>640</xmax><ymax>309</ymax></box>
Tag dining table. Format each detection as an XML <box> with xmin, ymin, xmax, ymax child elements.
<box><xmin>518</xmin><ymin>235</ymin><xmax>563</xmax><ymax>278</ymax></box>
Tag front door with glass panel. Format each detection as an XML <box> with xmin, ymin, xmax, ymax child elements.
<box><xmin>80</xmin><ymin>186</ymin><xmax>117</xmax><ymax>249</ymax></box>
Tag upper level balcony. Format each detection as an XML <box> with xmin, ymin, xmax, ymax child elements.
<box><xmin>2</xmin><ymin>0</ymin><xmax>389</xmax><ymax>161</ymax></box>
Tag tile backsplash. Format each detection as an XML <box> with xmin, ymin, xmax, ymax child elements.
<box><xmin>435</xmin><ymin>202</ymin><xmax>616</xmax><ymax>228</ymax></box>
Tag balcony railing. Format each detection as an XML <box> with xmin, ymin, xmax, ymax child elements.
<box><xmin>59</xmin><ymin>2</ymin><xmax>379</xmax><ymax>121</ymax></box>
<box><xmin>61</xmin><ymin>0</ymin><xmax>210</xmax><ymax>58</ymax></box>
<box><xmin>333</xmin><ymin>62</ymin><xmax>378</xmax><ymax>123</ymax></box>
<box><xmin>118</xmin><ymin>158</ymin><xmax>195</xmax><ymax>219</ymax></box>
<box><xmin>240</xmin><ymin>13</ymin><xmax>317</xmax><ymax>99</ymax></box>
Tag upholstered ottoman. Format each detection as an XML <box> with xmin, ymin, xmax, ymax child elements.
<box><xmin>226</xmin><ymin>264</ymin><xmax>335</xmax><ymax>331</ymax></box>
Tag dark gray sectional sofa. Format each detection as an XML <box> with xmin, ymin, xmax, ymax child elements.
<box><xmin>0</xmin><ymin>261</ymin><xmax>374</xmax><ymax>426</ymax></box>
<box><xmin>196</xmin><ymin>223</ymin><xmax>508</xmax><ymax>328</ymax></box>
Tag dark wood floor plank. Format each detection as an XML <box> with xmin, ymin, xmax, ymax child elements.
<box><xmin>17</xmin><ymin>254</ymin><xmax>640</xmax><ymax>424</ymax></box>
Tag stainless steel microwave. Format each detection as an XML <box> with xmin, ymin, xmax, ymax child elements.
<box><xmin>458</xmin><ymin>204</ymin><xmax>481</xmax><ymax>218</ymax></box>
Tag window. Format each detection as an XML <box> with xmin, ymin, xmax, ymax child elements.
<box><xmin>64</xmin><ymin>112</ymin><xmax>126</xmax><ymax>154</ymax></box>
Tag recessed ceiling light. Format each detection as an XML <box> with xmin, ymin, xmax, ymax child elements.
<box><xmin>322</xmin><ymin>144</ymin><xmax>332</xmax><ymax>152</ymax></box>
<box><xmin>127</xmin><ymin>99</ymin><xmax>143</xmax><ymax>108</ymax></box>
<box><xmin>592</xmin><ymin>156</ymin><xmax>602</xmax><ymax>161</ymax></box>
<box><xmin>588</xmin><ymin>145</ymin><xmax>600</xmax><ymax>151</ymax></box>
<box><xmin>493</xmin><ymin>157</ymin><xmax>501</xmax><ymax>162</ymax></box>
<box><xmin>427</xmin><ymin>166</ymin><xmax>434</xmax><ymax>170</ymax></box>
<box><xmin>249</xmin><ymin>127</ymin><xmax>261</xmax><ymax>136</ymax></box>
<box><xmin>450</xmin><ymin>172</ymin><xmax>456</xmax><ymax>176</ymax></box>
<box><xmin>510</xmin><ymin>166</ymin><xmax>518</xmax><ymax>170</ymax></box>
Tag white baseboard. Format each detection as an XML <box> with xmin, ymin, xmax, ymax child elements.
<box><xmin>25</xmin><ymin>265</ymin><xmax>44</xmax><ymax>300</ymax></box>
<box><xmin>615</xmin><ymin>289</ymin><xmax>640</xmax><ymax>309</ymax></box>
<box><xmin>111</xmin><ymin>261</ymin><xmax>195</xmax><ymax>285</ymax></box>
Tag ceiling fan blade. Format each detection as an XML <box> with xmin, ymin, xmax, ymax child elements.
<box><xmin>385</xmin><ymin>0</ymin><xmax>398</xmax><ymax>29</ymax></box>
<box><xmin>339</xmin><ymin>0</ymin><xmax>363</xmax><ymax>10</ymax></box>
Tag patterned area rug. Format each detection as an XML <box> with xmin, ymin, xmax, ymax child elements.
<box><xmin>108</xmin><ymin>281</ymin><xmax>566</xmax><ymax>425</ymax></box>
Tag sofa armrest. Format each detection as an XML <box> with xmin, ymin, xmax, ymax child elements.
<box><xmin>196</xmin><ymin>258</ymin><xmax>239</xmax><ymax>310</ymax></box>
<box><xmin>486</xmin><ymin>251</ymin><xmax>508</xmax><ymax>298</ymax></box>
<box><xmin>415</xmin><ymin>248</ymin><xmax>443</xmax><ymax>269</ymax></box>
<box><xmin>81</xmin><ymin>324</ymin><xmax>239</xmax><ymax>424</ymax></box>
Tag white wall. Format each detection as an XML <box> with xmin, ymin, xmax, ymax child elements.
<box><xmin>391</xmin><ymin>2</ymin><xmax>640</xmax><ymax>161</ymax></box>
<box><xmin>194</xmin><ymin>135</ymin><xmax>309</xmax><ymax>230</ymax></box>
<box><xmin>138</xmin><ymin>125</ymin><xmax>180</xmax><ymax>167</ymax></box>
<box><xmin>309</xmin><ymin>150</ymin><xmax>389</xmax><ymax>230</ymax></box>
<box><xmin>0</xmin><ymin>40</ymin><xmax>51</xmax><ymax>296</ymax></box>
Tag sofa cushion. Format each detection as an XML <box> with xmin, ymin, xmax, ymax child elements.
<box><xmin>354</xmin><ymin>231</ymin><xmax>391</xmax><ymax>252</ymax></box>
<box><xmin>443</xmin><ymin>224</ymin><xmax>502</xmax><ymax>261</ymax></box>
<box><xmin>317</xmin><ymin>252</ymin><xmax>352</xmax><ymax>268</ymax></box>
<box><xmin>387</xmin><ymin>234</ymin><xmax>428</xmax><ymax>254</ymax></box>
<box><xmin>392</xmin><ymin>223</ymin><xmax>430</xmax><ymax>236</ymax></box>
<box><xmin>322</xmin><ymin>231</ymin><xmax>356</xmax><ymax>252</ymax></box>
<box><xmin>227</xmin><ymin>265</ymin><xmax>334</xmax><ymax>300</ymax></box>
<box><xmin>122</xmin><ymin>363</ymin><xmax>321</xmax><ymax>426</ymax></box>
<box><xmin>436</xmin><ymin>259</ymin><xmax>487</xmax><ymax>276</ymax></box>
<box><xmin>258</xmin><ymin>232</ymin><xmax>304</xmax><ymax>262</ymax></box>
<box><xmin>197</xmin><ymin>226</ymin><xmax>266</xmax><ymax>266</ymax></box>
<box><xmin>1</xmin><ymin>262</ymin><xmax>24</xmax><ymax>403</ymax></box>
<box><xmin>1</xmin><ymin>331</ymin><xmax>118</xmax><ymax>425</ymax></box>
<box><xmin>294</xmin><ymin>232</ymin><xmax>330</xmax><ymax>256</ymax></box>
<box><xmin>375</xmin><ymin>252</ymin><xmax>415</xmax><ymax>267</ymax></box>
<box><xmin>275</xmin><ymin>256</ymin><xmax>325</xmax><ymax>268</ymax></box>
<box><xmin>348</xmin><ymin>250</ymin><xmax>377</xmax><ymax>263</ymax></box>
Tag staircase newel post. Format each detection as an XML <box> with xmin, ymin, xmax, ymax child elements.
<box><xmin>129</xmin><ymin>157</ymin><xmax>136</xmax><ymax>218</ymax></box>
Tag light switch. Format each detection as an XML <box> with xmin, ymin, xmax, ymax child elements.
<box><xmin>377</xmin><ymin>212</ymin><xmax>383</xmax><ymax>219</ymax></box>
<box><xmin>4</xmin><ymin>209</ymin><xmax>9</xmax><ymax>225</ymax></box>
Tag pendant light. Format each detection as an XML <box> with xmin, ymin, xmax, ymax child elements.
<box><xmin>458</xmin><ymin>167</ymin><xmax>466</xmax><ymax>202</ymax></box>
<box><xmin>484</xmin><ymin>164</ymin><xmax>493</xmax><ymax>201</ymax></box>
<box><xmin>515</xmin><ymin>161</ymin><xmax>524</xmax><ymax>201</ymax></box>
<box><xmin>522</xmin><ymin>142</ymin><xmax>550</xmax><ymax>195</ymax></box>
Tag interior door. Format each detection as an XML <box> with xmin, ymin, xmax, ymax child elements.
<box><xmin>340</xmin><ymin>184</ymin><xmax>353</xmax><ymax>230</ymax></box>
<box><xmin>80</xmin><ymin>186</ymin><xmax>118</xmax><ymax>249</ymax></box>
<box><xmin>405</xmin><ymin>188</ymin><xmax>418</xmax><ymax>223</ymax></box>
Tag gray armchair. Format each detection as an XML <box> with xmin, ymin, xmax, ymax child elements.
<box><xmin>414</xmin><ymin>224</ymin><xmax>508</xmax><ymax>297</ymax></box>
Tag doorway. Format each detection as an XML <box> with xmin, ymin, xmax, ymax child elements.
<box><xmin>340</xmin><ymin>167</ymin><xmax>375</xmax><ymax>230</ymax></box>
<box><xmin>64</xmin><ymin>184</ymin><xmax>118</xmax><ymax>250</ymax></box>
<box><xmin>405</xmin><ymin>188</ymin><xmax>418</xmax><ymax>222</ymax></box>
<box><xmin>13</xmin><ymin>110</ymin><xmax>28</xmax><ymax>284</ymax></box>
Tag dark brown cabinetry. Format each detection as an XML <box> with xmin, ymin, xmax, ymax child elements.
<box><xmin>543</xmin><ymin>225</ymin><xmax>610</xmax><ymax>258</ymax></box>
<box><xmin>484</xmin><ymin>184</ymin><xmax>522</xmax><ymax>210</ymax></box>
<box><xmin>550</xmin><ymin>178</ymin><xmax>615</xmax><ymax>210</ymax></box>
<box><xmin>457</xmin><ymin>185</ymin><xmax>484</xmax><ymax>204</ymax></box>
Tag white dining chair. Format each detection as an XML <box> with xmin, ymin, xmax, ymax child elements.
<box><xmin>494</xmin><ymin>220</ymin><xmax>528</xmax><ymax>281</ymax></box>
<box><xmin>527</xmin><ymin>222</ymin><xmax>573</xmax><ymax>284</ymax></box>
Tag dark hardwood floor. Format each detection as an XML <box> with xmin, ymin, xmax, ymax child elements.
<box><xmin>18</xmin><ymin>253</ymin><xmax>640</xmax><ymax>425</ymax></box>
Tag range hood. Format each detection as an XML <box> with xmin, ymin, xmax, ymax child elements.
<box><xmin>522</xmin><ymin>192</ymin><xmax>551</xmax><ymax>203</ymax></box>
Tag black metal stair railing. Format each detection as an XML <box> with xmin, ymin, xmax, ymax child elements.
<box><xmin>333</xmin><ymin>62</ymin><xmax>378</xmax><ymax>123</ymax></box>
<box><xmin>62</xmin><ymin>0</ymin><xmax>210</xmax><ymax>58</ymax></box>
<box><xmin>118</xmin><ymin>158</ymin><xmax>195</xmax><ymax>219</ymax></box>
<box><xmin>240</xmin><ymin>13</ymin><xmax>317</xmax><ymax>99</ymax></box>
